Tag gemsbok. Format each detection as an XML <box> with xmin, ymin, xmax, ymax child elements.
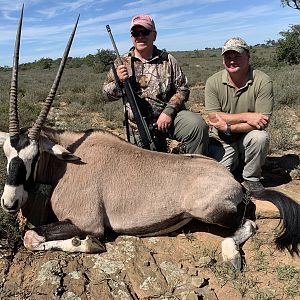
<box><xmin>0</xmin><ymin>7</ymin><xmax>299</xmax><ymax>270</ymax></box>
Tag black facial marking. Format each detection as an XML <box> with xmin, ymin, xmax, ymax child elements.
<box><xmin>6</xmin><ymin>146</ymin><xmax>39</xmax><ymax>190</ymax></box>
<box><xmin>10</xmin><ymin>135</ymin><xmax>30</xmax><ymax>152</ymax></box>
<box><xmin>24</xmin><ymin>149</ymin><xmax>40</xmax><ymax>191</ymax></box>
<box><xmin>7</xmin><ymin>133</ymin><xmax>40</xmax><ymax>190</ymax></box>
<box><xmin>6</xmin><ymin>156</ymin><xmax>27</xmax><ymax>186</ymax></box>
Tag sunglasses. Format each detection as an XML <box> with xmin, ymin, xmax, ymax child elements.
<box><xmin>131</xmin><ymin>29</ymin><xmax>152</xmax><ymax>37</ymax></box>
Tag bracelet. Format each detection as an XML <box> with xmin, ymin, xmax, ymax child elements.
<box><xmin>225</xmin><ymin>123</ymin><xmax>232</xmax><ymax>136</ymax></box>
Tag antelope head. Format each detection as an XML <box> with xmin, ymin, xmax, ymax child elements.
<box><xmin>0</xmin><ymin>6</ymin><xmax>79</xmax><ymax>213</ymax></box>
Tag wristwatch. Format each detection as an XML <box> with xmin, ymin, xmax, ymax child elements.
<box><xmin>225</xmin><ymin>123</ymin><xmax>232</xmax><ymax>136</ymax></box>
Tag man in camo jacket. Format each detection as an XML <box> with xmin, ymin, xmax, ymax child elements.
<box><xmin>103</xmin><ymin>14</ymin><xmax>208</xmax><ymax>154</ymax></box>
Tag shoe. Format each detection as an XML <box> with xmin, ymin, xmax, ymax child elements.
<box><xmin>242</xmin><ymin>180</ymin><xmax>264</xmax><ymax>192</ymax></box>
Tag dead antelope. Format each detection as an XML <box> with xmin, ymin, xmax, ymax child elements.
<box><xmin>0</xmin><ymin>8</ymin><xmax>299</xmax><ymax>270</ymax></box>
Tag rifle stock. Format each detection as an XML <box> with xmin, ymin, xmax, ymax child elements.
<box><xmin>106</xmin><ymin>25</ymin><xmax>157</xmax><ymax>151</ymax></box>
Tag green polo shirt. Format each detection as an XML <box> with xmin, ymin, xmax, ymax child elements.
<box><xmin>205</xmin><ymin>67</ymin><xmax>274</xmax><ymax>141</ymax></box>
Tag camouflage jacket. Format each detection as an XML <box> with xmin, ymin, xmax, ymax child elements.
<box><xmin>102</xmin><ymin>46</ymin><xmax>190</xmax><ymax>124</ymax></box>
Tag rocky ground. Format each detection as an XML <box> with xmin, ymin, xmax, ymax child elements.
<box><xmin>0</xmin><ymin>153</ymin><xmax>299</xmax><ymax>300</ymax></box>
<box><xmin>0</xmin><ymin>102</ymin><xmax>299</xmax><ymax>299</ymax></box>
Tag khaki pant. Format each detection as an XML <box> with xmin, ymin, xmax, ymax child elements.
<box><xmin>129</xmin><ymin>110</ymin><xmax>209</xmax><ymax>155</ymax></box>
<box><xmin>208</xmin><ymin>130</ymin><xmax>270</xmax><ymax>181</ymax></box>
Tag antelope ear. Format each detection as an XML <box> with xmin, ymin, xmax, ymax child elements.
<box><xmin>40</xmin><ymin>136</ymin><xmax>81</xmax><ymax>161</ymax></box>
<box><xmin>50</xmin><ymin>144</ymin><xmax>81</xmax><ymax>161</ymax></box>
<box><xmin>0</xmin><ymin>132</ymin><xmax>9</xmax><ymax>146</ymax></box>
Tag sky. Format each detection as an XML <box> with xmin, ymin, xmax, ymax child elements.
<box><xmin>0</xmin><ymin>0</ymin><xmax>299</xmax><ymax>66</ymax></box>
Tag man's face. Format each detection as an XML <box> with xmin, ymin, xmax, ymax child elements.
<box><xmin>131</xmin><ymin>25</ymin><xmax>156</xmax><ymax>52</ymax></box>
<box><xmin>223</xmin><ymin>50</ymin><xmax>249</xmax><ymax>74</ymax></box>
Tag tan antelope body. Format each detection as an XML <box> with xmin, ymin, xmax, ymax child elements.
<box><xmin>29</xmin><ymin>128</ymin><xmax>244</xmax><ymax>237</ymax></box>
<box><xmin>0</xmin><ymin>7</ymin><xmax>299</xmax><ymax>269</ymax></box>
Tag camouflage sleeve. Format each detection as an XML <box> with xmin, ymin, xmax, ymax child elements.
<box><xmin>163</xmin><ymin>54</ymin><xmax>190</xmax><ymax>118</ymax></box>
<box><xmin>102</xmin><ymin>63</ymin><xmax>122</xmax><ymax>102</ymax></box>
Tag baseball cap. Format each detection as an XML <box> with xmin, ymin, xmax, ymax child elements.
<box><xmin>130</xmin><ymin>15</ymin><xmax>156</xmax><ymax>32</ymax></box>
<box><xmin>221</xmin><ymin>37</ymin><xmax>250</xmax><ymax>55</ymax></box>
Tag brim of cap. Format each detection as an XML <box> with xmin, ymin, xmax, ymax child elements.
<box><xmin>221</xmin><ymin>46</ymin><xmax>247</xmax><ymax>55</ymax></box>
<box><xmin>130</xmin><ymin>24</ymin><xmax>154</xmax><ymax>31</ymax></box>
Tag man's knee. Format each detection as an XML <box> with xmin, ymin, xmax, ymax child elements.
<box><xmin>174</xmin><ymin>111</ymin><xmax>208</xmax><ymax>138</ymax></box>
<box><xmin>187</xmin><ymin>114</ymin><xmax>209</xmax><ymax>138</ymax></box>
<box><xmin>245</xmin><ymin>130</ymin><xmax>269</xmax><ymax>148</ymax></box>
<box><xmin>191</xmin><ymin>113</ymin><xmax>208</xmax><ymax>129</ymax></box>
<box><xmin>173</xmin><ymin>111</ymin><xmax>209</xmax><ymax>155</ymax></box>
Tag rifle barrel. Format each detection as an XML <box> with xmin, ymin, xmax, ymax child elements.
<box><xmin>106</xmin><ymin>25</ymin><xmax>122</xmax><ymax>65</ymax></box>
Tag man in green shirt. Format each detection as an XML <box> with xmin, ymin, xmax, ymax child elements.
<box><xmin>205</xmin><ymin>37</ymin><xmax>274</xmax><ymax>192</ymax></box>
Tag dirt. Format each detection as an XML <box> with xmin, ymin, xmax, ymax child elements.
<box><xmin>0</xmin><ymin>152</ymin><xmax>299</xmax><ymax>300</ymax></box>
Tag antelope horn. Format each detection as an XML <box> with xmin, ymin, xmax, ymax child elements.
<box><xmin>9</xmin><ymin>4</ymin><xmax>24</xmax><ymax>138</ymax></box>
<box><xmin>28</xmin><ymin>15</ymin><xmax>80</xmax><ymax>141</ymax></box>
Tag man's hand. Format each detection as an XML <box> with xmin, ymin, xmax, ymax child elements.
<box><xmin>209</xmin><ymin>114</ymin><xmax>227</xmax><ymax>133</ymax></box>
<box><xmin>116</xmin><ymin>65</ymin><xmax>129</xmax><ymax>82</ymax></box>
<box><xmin>246</xmin><ymin>113</ymin><xmax>269</xmax><ymax>129</ymax></box>
<box><xmin>157</xmin><ymin>113</ymin><xmax>172</xmax><ymax>132</ymax></box>
<box><xmin>208</xmin><ymin>112</ymin><xmax>270</xmax><ymax>133</ymax></box>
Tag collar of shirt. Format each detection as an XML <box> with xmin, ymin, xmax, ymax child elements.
<box><xmin>222</xmin><ymin>66</ymin><xmax>254</xmax><ymax>88</ymax></box>
<box><xmin>127</xmin><ymin>45</ymin><xmax>165</xmax><ymax>63</ymax></box>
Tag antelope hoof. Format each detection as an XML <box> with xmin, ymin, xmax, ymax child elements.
<box><xmin>84</xmin><ymin>235</ymin><xmax>106</xmax><ymax>253</ymax></box>
<box><xmin>221</xmin><ymin>237</ymin><xmax>242</xmax><ymax>271</ymax></box>
<box><xmin>24</xmin><ymin>230</ymin><xmax>46</xmax><ymax>250</ymax></box>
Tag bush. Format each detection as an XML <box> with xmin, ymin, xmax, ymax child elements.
<box><xmin>275</xmin><ymin>24</ymin><xmax>300</xmax><ymax>65</ymax></box>
<box><xmin>251</xmin><ymin>55</ymin><xmax>269</xmax><ymax>68</ymax></box>
<box><xmin>93</xmin><ymin>49</ymin><xmax>116</xmax><ymax>73</ymax></box>
<box><xmin>67</xmin><ymin>57</ymin><xmax>83</xmax><ymax>68</ymax></box>
<box><xmin>35</xmin><ymin>57</ymin><xmax>53</xmax><ymax>69</ymax></box>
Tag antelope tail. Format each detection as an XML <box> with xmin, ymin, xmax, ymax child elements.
<box><xmin>252</xmin><ymin>189</ymin><xmax>300</xmax><ymax>255</ymax></box>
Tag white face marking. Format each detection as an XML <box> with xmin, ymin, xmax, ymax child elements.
<box><xmin>3</xmin><ymin>139</ymin><xmax>18</xmax><ymax>173</ymax></box>
<box><xmin>0</xmin><ymin>132</ymin><xmax>9</xmax><ymax>146</ymax></box>
<box><xmin>1</xmin><ymin>184</ymin><xmax>28</xmax><ymax>212</ymax></box>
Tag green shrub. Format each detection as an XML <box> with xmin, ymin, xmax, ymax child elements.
<box><xmin>275</xmin><ymin>24</ymin><xmax>300</xmax><ymax>65</ymax></box>
<box><xmin>93</xmin><ymin>49</ymin><xmax>116</xmax><ymax>73</ymax></box>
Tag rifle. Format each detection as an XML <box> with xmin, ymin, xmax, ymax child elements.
<box><xmin>106</xmin><ymin>24</ymin><xmax>157</xmax><ymax>151</ymax></box>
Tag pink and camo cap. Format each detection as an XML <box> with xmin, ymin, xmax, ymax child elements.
<box><xmin>130</xmin><ymin>15</ymin><xmax>156</xmax><ymax>32</ymax></box>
